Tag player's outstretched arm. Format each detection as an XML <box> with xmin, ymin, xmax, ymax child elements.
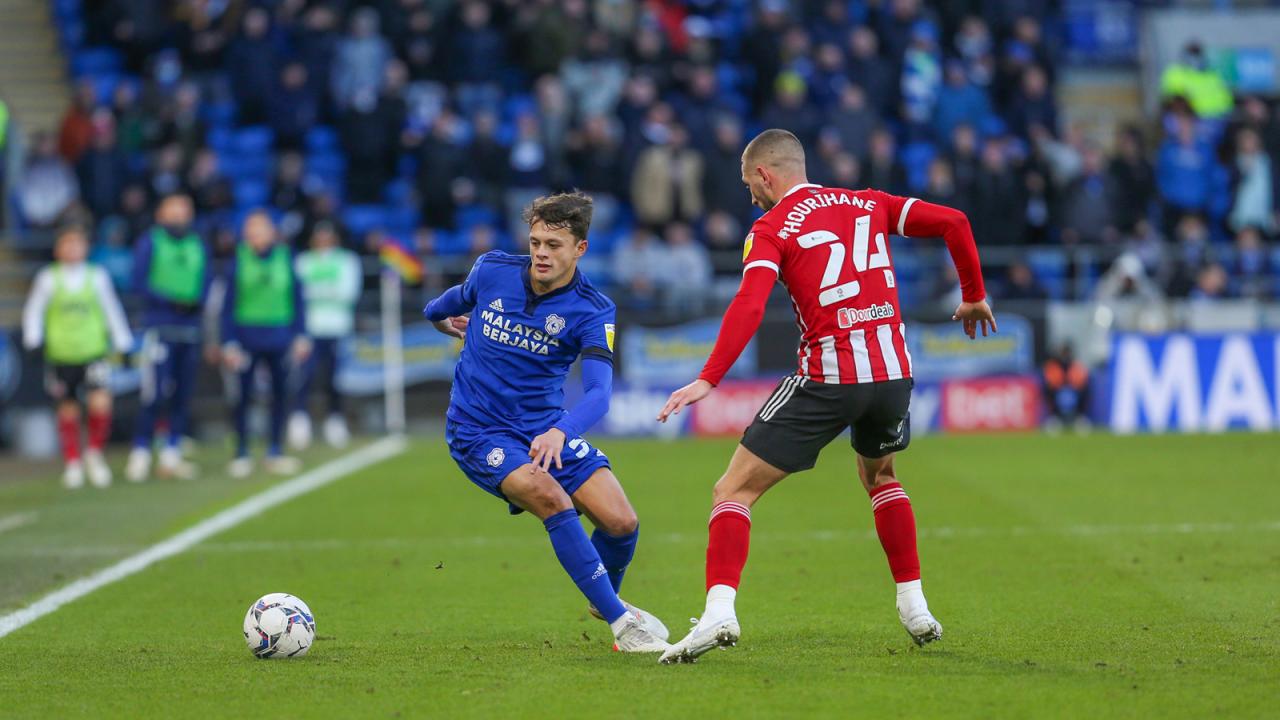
<box><xmin>657</xmin><ymin>262</ymin><xmax>777</xmax><ymax>423</ymax></box>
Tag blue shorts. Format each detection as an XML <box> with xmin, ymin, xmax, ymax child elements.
<box><xmin>445</xmin><ymin>421</ymin><xmax>611</xmax><ymax>515</ymax></box>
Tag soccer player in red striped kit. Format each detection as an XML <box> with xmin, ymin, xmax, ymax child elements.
<box><xmin>656</xmin><ymin>129</ymin><xmax>996</xmax><ymax>664</ymax></box>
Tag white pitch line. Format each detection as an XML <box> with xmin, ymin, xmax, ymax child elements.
<box><xmin>0</xmin><ymin>512</ymin><xmax>38</xmax><ymax>536</ymax></box>
<box><xmin>0</xmin><ymin>435</ymin><xmax>407</xmax><ymax>640</ymax></box>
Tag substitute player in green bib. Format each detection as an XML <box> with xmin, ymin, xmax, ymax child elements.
<box><xmin>287</xmin><ymin>221</ymin><xmax>362</xmax><ymax>450</ymax></box>
<box><xmin>126</xmin><ymin>193</ymin><xmax>211</xmax><ymax>481</ymax></box>
<box><xmin>220</xmin><ymin>211</ymin><xmax>310</xmax><ymax>478</ymax></box>
<box><xmin>22</xmin><ymin>225</ymin><xmax>133</xmax><ymax>488</ymax></box>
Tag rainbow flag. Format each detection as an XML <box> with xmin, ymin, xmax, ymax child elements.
<box><xmin>379</xmin><ymin>236</ymin><xmax>424</xmax><ymax>285</ymax></box>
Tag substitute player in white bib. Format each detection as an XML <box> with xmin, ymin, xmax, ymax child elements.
<box><xmin>23</xmin><ymin>224</ymin><xmax>134</xmax><ymax>488</ymax></box>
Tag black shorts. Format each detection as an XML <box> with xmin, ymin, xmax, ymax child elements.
<box><xmin>741</xmin><ymin>376</ymin><xmax>913</xmax><ymax>473</ymax></box>
<box><xmin>45</xmin><ymin>361</ymin><xmax>111</xmax><ymax>401</ymax></box>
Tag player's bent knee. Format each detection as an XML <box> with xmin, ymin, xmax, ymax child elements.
<box><xmin>600</xmin><ymin>508</ymin><xmax>638</xmax><ymax>536</ymax></box>
<box><xmin>712</xmin><ymin>473</ymin><xmax>755</xmax><ymax>506</ymax></box>
<box><xmin>858</xmin><ymin>453</ymin><xmax>898</xmax><ymax>491</ymax></box>
<box><xmin>501</xmin><ymin>466</ymin><xmax>573</xmax><ymax>518</ymax></box>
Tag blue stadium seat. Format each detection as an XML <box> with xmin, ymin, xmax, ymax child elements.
<box><xmin>343</xmin><ymin>205</ymin><xmax>391</xmax><ymax>237</ymax></box>
<box><xmin>432</xmin><ymin>230</ymin><xmax>468</xmax><ymax>256</ymax></box>
<box><xmin>1026</xmin><ymin>248</ymin><xmax>1069</xmax><ymax>300</ymax></box>
<box><xmin>305</xmin><ymin>126</ymin><xmax>339</xmax><ymax>153</ymax></box>
<box><xmin>387</xmin><ymin>206</ymin><xmax>420</xmax><ymax>235</ymax></box>
<box><xmin>305</xmin><ymin>153</ymin><xmax>346</xmax><ymax>194</ymax></box>
<box><xmin>396</xmin><ymin>153</ymin><xmax>418</xmax><ymax>179</ymax></box>
<box><xmin>899</xmin><ymin>142</ymin><xmax>936</xmax><ymax>194</ymax></box>
<box><xmin>57</xmin><ymin>20</ymin><xmax>85</xmax><ymax>51</ymax></box>
<box><xmin>502</xmin><ymin>93</ymin><xmax>536</xmax><ymax>119</ymax></box>
<box><xmin>218</xmin><ymin>153</ymin><xmax>271</xmax><ymax>183</ymax></box>
<box><xmin>892</xmin><ymin>248</ymin><xmax>923</xmax><ymax>282</ymax></box>
<box><xmin>70</xmin><ymin>47</ymin><xmax>122</xmax><ymax>77</ymax></box>
<box><xmin>200</xmin><ymin>101</ymin><xmax>237</xmax><ymax>128</ymax></box>
<box><xmin>979</xmin><ymin>115</ymin><xmax>1007</xmax><ymax>138</ymax></box>
<box><xmin>207</xmin><ymin>127</ymin><xmax>235</xmax><ymax>153</ymax></box>
<box><xmin>382</xmin><ymin>179</ymin><xmax>414</xmax><ymax>206</ymax></box>
<box><xmin>586</xmin><ymin>227</ymin><xmax>624</xmax><ymax>254</ymax></box>
<box><xmin>456</xmin><ymin>205</ymin><xmax>498</xmax><ymax>231</ymax></box>
<box><xmin>233</xmin><ymin>179</ymin><xmax>270</xmax><ymax>208</ymax></box>
<box><xmin>234</xmin><ymin>126</ymin><xmax>274</xmax><ymax>155</ymax></box>
<box><xmin>89</xmin><ymin>74</ymin><xmax>121</xmax><ymax>104</ymax></box>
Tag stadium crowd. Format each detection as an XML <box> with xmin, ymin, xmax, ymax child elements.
<box><xmin>7</xmin><ymin>0</ymin><xmax>1280</xmax><ymax>313</ymax></box>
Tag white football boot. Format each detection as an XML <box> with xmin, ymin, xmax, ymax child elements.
<box><xmin>263</xmin><ymin>455</ymin><xmax>302</xmax><ymax>476</ymax></box>
<box><xmin>897</xmin><ymin>580</ymin><xmax>943</xmax><ymax>646</ymax></box>
<box><xmin>124</xmin><ymin>447</ymin><xmax>151</xmax><ymax>482</ymax></box>
<box><xmin>589</xmin><ymin>600</ymin><xmax>670</xmax><ymax>641</ymax></box>
<box><xmin>157</xmin><ymin>446</ymin><xmax>197</xmax><ymax>480</ymax></box>
<box><xmin>322</xmin><ymin>414</ymin><xmax>350</xmax><ymax>448</ymax></box>
<box><xmin>228</xmin><ymin>456</ymin><xmax>255</xmax><ymax>479</ymax></box>
<box><xmin>62</xmin><ymin>460</ymin><xmax>85</xmax><ymax>490</ymax></box>
<box><xmin>659</xmin><ymin>613</ymin><xmax>740</xmax><ymax>664</ymax></box>
<box><xmin>84</xmin><ymin>450</ymin><xmax>113</xmax><ymax>488</ymax></box>
<box><xmin>611</xmin><ymin>611</ymin><xmax>671</xmax><ymax>654</ymax></box>
<box><xmin>287</xmin><ymin>412</ymin><xmax>312</xmax><ymax>451</ymax></box>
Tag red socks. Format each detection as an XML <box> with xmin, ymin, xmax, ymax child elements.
<box><xmin>88</xmin><ymin>409</ymin><xmax>111</xmax><ymax>451</ymax></box>
<box><xmin>870</xmin><ymin>482</ymin><xmax>920</xmax><ymax>583</ymax></box>
<box><xmin>704</xmin><ymin>483</ymin><xmax>918</xmax><ymax>591</ymax></box>
<box><xmin>705</xmin><ymin>501</ymin><xmax>752</xmax><ymax>590</ymax></box>
<box><xmin>57</xmin><ymin>414</ymin><xmax>81</xmax><ymax>463</ymax></box>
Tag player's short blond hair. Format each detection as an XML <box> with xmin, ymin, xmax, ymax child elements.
<box><xmin>742</xmin><ymin>129</ymin><xmax>806</xmax><ymax>171</ymax></box>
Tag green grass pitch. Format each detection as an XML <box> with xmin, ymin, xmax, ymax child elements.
<box><xmin>0</xmin><ymin>433</ymin><xmax>1277</xmax><ymax>718</ymax></box>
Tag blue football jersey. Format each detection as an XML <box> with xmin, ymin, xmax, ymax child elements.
<box><xmin>444</xmin><ymin>251</ymin><xmax>616</xmax><ymax>437</ymax></box>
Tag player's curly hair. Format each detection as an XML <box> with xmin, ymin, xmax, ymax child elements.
<box><xmin>522</xmin><ymin>191</ymin><xmax>594</xmax><ymax>241</ymax></box>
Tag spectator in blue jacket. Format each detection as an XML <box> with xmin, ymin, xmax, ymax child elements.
<box><xmin>269</xmin><ymin>61</ymin><xmax>320</xmax><ymax>151</ymax></box>
<box><xmin>225</xmin><ymin>7</ymin><xmax>279</xmax><ymax>125</ymax></box>
<box><xmin>220</xmin><ymin>210</ymin><xmax>310</xmax><ymax>479</ymax></box>
<box><xmin>934</xmin><ymin>60</ymin><xmax>992</xmax><ymax>143</ymax></box>
<box><xmin>332</xmin><ymin>7</ymin><xmax>391</xmax><ymax>110</ymax></box>
<box><xmin>1157</xmin><ymin>114</ymin><xmax>1217</xmax><ymax>229</ymax></box>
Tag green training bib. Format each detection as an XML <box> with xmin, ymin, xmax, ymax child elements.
<box><xmin>234</xmin><ymin>244</ymin><xmax>295</xmax><ymax>327</ymax></box>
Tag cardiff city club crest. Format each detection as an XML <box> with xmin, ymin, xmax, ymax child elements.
<box><xmin>544</xmin><ymin>314</ymin><xmax>566</xmax><ymax>336</ymax></box>
<box><xmin>486</xmin><ymin>447</ymin><xmax>505</xmax><ymax>468</ymax></box>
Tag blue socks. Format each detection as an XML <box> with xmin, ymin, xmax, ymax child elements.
<box><xmin>543</xmin><ymin>509</ymin><xmax>628</xmax><ymax>624</ymax></box>
<box><xmin>591</xmin><ymin>526</ymin><xmax>638</xmax><ymax>593</ymax></box>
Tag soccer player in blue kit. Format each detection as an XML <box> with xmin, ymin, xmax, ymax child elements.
<box><xmin>424</xmin><ymin>192</ymin><xmax>670</xmax><ymax>653</ymax></box>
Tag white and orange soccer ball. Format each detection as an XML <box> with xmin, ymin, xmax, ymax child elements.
<box><xmin>243</xmin><ymin>593</ymin><xmax>316</xmax><ymax>659</ymax></box>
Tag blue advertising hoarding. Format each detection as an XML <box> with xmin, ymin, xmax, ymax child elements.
<box><xmin>1107</xmin><ymin>333</ymin><xmax>1280</xmax><ymax>433</ymax></box>
<box><xmin>337</xmin><ymin>323</ymin><xmax>461</xmax><ymax>396</ymax></box>
<box><xmin>906</xmin><ymin>315</ymin><xmax>1034</xmax><ymax>382</ymax></box>
<box><xmin>621</xmin><ymin>318</ymin><xmax>756</xmax><ymax>385</ymax></box>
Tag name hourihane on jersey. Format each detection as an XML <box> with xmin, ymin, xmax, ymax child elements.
<box><xmin>656</xmin><ymin>129</ymin><xmax>995</xmax><ymax>664</ymax></box>
<box><xmin>424</xmin><ymin>192</ymin><xmax>669</xmax><ymax>654</ymax></box>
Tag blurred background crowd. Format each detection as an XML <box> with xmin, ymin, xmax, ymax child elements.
<box><xmin>3</xmin><ymin>0</ymin><xmax>1278</xmax><ymax>320</ymax></box>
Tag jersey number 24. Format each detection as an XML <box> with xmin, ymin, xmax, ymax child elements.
<box><xmin>798</xmin><ymin>216</ymin><xmax>892</xmax><ymax>307</ymax></box>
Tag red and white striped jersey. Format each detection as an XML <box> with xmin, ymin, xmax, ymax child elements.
<box><xmin>744</xmin><ymin>183</ymin><xmax>916</xmax><ymax>384</ymax></box>
<box><xmin>698</xmin><ymin>183</ymin><xmax>984</xmax><ymax>388</ymax></box>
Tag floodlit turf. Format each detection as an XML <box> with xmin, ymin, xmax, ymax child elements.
<box><xmin>1</xmin><ymin>433</ymin><xmax>1277</xmax><ymax>718</ymax></box>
